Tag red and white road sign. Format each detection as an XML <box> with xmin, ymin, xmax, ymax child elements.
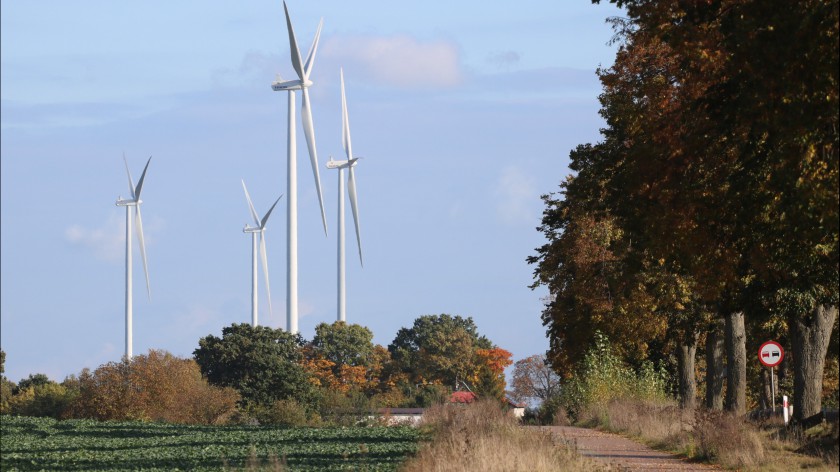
<box><xmin>758</xmin><ymin>340</ymin><xmax>784</xmax><ymax>368</ymax></box>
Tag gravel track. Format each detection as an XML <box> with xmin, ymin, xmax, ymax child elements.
<box><xmin>538</xmin><ymin>426</ymin><xmax>721</xmax><ymax>471</ymax></box>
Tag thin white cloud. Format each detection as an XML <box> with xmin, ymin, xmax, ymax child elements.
<box><xmin>173</xmin><ymin>304</ymin><xmax>224</xmax><ymax>332</ymax></box>
<box><xmin>65</xmin><ymin>213</ymin><xmax>163</xmax><ymax>262</ymax></box>
<box><xmin>322</xmin><ymin>34</ymin><xmax>464</xmax><ymax>88</ymax></box>
<box><xmin>298</xmin><ymin>299</ymin><xmax>316</xmax><ymax>319</ymax></box>
<box><xmin>211</xmin><ymin>50</ymin><xmax>281</xmax><ymax>88</ymax></box>
<box><xmin>65</xmin><ymin>214</ymin><xmax>125</xmax><ymax>262</ymax></box>
<box><xmin>496</xmin><ymin>165</ymin><xmax>537</xmax><ymax>225</ymax></box>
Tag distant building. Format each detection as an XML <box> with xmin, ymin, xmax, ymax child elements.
<box><xmin>372</xmin><ymin>408</ymin><xmax>425</xmax><ymax>426</ymax></box>
<box><xmin>369</xmin><ymin>392</ymin><xmax>526</xmax><ymax>426</ymax></box>
<box><xmin>503</xmin><ymin>398</ymin><xmax>526</xmax><ymax>418</ymax></box>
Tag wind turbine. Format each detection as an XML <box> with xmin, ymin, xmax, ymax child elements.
<box><xmin>241</xmin><ymin>180</ymin><xmax>282</xmax><ymax>327</ymax></box>
<box><xmin>271</xmin><ymin>1</ymin><xmax>328</xmax><ymax>334</ymax></box>
<box><xmin>115</xmin><ymin>155</ymin><xmax>151</xmax><ymax>360</ymax></box>
<box><xmin>326</xmin><ymin>68</ymin><xmax>363</xmax><ymax>323</ymax></box>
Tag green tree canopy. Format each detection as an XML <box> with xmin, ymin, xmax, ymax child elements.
<box><xmin>388</xmin><ymin>314</ymin><xmax>493</xmax><ymax>387</ymax></box>
<box><xmin>16</xmin><ymin>373</ymin><xmax>53</xmax><ymax>393</ymax></box>
<box><xmin>311</xmin><ymin>321</ymin><xmax>374</xmax><ymax>369</ymax></box>
<box><xmin>194</xmin><ymin>323</ymin><xmax>313</xmax><ymax>407</ymax></box>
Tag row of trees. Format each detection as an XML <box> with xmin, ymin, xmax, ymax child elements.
<box><xmin>193</xmin><ymin>316</ymin><xmax>512</xmax><ymax>414</ymax></box>
<box><xmin>0</xmin><ymin>314</ymin><xmax>514</xmax><ymax>424</ymax></box>
<box><xmin>529</xmin><ymin>0</ymin><xmax>838</xmax><ymax>421</ymax></box>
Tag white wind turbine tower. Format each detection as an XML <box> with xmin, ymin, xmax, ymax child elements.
<box><xmin>271</xmin><ymin>1</ymin><xmax>328</xmax><ymax>334</ymax></box>
<box><xmin>241</xmin><ymin>180</ymin><xmax>282</xmax><ymax>327</ymax></box>
<box><xmin>115</xmin><ymin>155</ymin><xmax>152</xmax><ymax>360</ymax></box>
<box><xmin>326</xmin><ymin>69</ymin><xmax>363</xmax><ymax>323</ymax></box>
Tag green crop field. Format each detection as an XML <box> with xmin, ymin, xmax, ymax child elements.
<box><xmin>0</xmin><ymin>415</ymin><xmax>421</xmax><ymax>471</ymax></box>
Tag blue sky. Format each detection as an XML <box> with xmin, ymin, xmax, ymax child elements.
<box><xmin>1</xmin><ymin>0</ymin><xmax>623</xmax><ymax>384</ymax></box>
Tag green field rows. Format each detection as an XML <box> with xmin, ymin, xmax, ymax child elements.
<box><xmin>0</xmin><ymin>415</ymin><xmax>420</xmax><ymax>471</ymax></box>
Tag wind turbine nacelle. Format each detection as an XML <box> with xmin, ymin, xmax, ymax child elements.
<box><xmin>271</xmin><ymin>79</ymin><xmax>311</xmax><ymax>91</ymax></box>
<box><xmin>326</xmin><ymin>158</ymin><xmax>359</xmax><ymax>170</ymax></box>
<box><xmin>326</xmin><ymin>159</ymin><xmax>349</xmax><ymax>169</ymax></box>
<box><xmin>116</xmin><ymin>198</ymin><xmax>140</xmax><ymax>206</ymax></box>
<box><xmin>243</xmin><ymin>225</ymin><xmax>263</xmax><ymax>234</ymax></box>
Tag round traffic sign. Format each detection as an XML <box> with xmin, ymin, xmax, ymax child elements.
<box><xmin>758</xmin><ymin>340</ymin><xmax>784</xmax><ymax>367</ymax></box>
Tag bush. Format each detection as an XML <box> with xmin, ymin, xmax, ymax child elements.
<box><xmin>258</xmin><ymin>398</ymin><xmax>310</xmax><ymax>427</ymax></box>
<box><xmin>410</xmin><ymin>383</ymin><xmax>450</xmax><ymax>408</ymax></box>
<box><xmin>316</xmin><ymin>388</ymin><xmax>376</xmax><ymax>426</ymax></box>
<box><xmin>7</xmin><ymin>382</ymin><xmax>77</xmax><ymax>419</ymax></box>
<box><xmin>67</xmin><ymin>350</ymin><xmax>240</xmax><ymax>424</ymax></box>
<box><xmin>2</xmin><ymin>373</ymin><xmax>78</xmax><ymax>419</ymax></box>
<box><xmin>0</xmin><ymin>377</ymin><xmax>15</xmax><ymax>414</ymax></box>
<box><xmin>560</xmin><ymin>332</ymin><xmax>670</xmax><ymax>421</ymax></box>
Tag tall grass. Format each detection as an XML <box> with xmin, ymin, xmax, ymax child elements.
<box><xmin>400</xmin><ymin>400</ymin><xmax>603</xmax><ymax>472</ymax></box>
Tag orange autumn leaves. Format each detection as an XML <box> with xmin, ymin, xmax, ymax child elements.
<box><xmin>301</xmin><ymin>341</ymin><xmax>513</xmax><ymax>399</ymax></box>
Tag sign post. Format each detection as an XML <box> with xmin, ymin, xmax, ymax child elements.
<box><xmin>758</xmin><ymin>340</ymin><xmax>784</xmax><ymax>414</ymax></box>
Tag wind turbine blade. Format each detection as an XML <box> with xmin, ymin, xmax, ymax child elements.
<box><xmin>134</xmin><ymin>156</ymin><xmax>152</xmax><ymax>199</ymax></box>
<box><xmin>241</xmin><ymin>180</ymin><xmax>261</xmax><ymax>226</ymax></box>
<box><xmin>135</xmin><ymin>205</ymin><xmax>151</xmax><ymax>300</ymax></box>
<box><xmin>123</xmin><ymin>154</ymin><xmax>136</xmax><ymax>199</ymax></box>
<box><xmin>261</xmin><ymin>194</ymin><xmax>283</xmax><ymax>229</ymax></box>
<box><xmin>283</xmin><ymin>1</ymin><xmax>305</xmax><ymax>80</ymax></box>
<box><xmin>259</xmin><ymin>233</ymin><xmax>272</xmax><ymax>316</ymax></box>
<box><xmin>301</xmin><ymin>87</ymin><xmax>328</xmax><ymax>235</ymax></box>
<box><xmin>303</xmin><ymin>18</ymin><xmax>323</xmax><ymax>80</ymax></box>
<box><xmin>340</xmin><ymin>68</ymin><xmax>353</xmax><ymax>160</ymax></box>
<box><xmin>347</xmin><ymin>166</ymin><xmax>363</xmax><ymax>267</ymax></box>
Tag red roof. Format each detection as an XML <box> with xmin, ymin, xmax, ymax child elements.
<box><xmin>504</xmin><ymin>398</ymin><xmax>526</xmax><ymax>408</ymax></box>
<box><xmin>449</xmin><ymin>391</ymin><xmax>478</xmax><ymax>403</ymax></box>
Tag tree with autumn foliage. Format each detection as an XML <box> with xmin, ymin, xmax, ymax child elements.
<box><xmin>389</xmin><ymin>314</ymin><xmax>493</xmax><ymax>388</ymax></box>
<box><xmin>67</xmin><ymin>350</ymin><xmax>240</xmax><ymax>424</ymax></box>
<box><xmin>533</xmin><ymin>0</ymin><xmax>837</xmax><ymax>418</ymax></box>
<box><xmin>510</xmin><ymin>354</ymin><xmax>561</xmax><ymax>405</ymax></box>
<box><xmin>387</xmin><ymin>314</ymin><xmax>514</xmax><ymax>404</ymax></box>
<box><xmin>471</xmin><ymin>348</ymin><xmax>513</xmax><ymax>400</ymax></box>
<box><xmin>590</xmin><ymin>0</ymin><xmax>838</xmax><ymax>419</ymax></box>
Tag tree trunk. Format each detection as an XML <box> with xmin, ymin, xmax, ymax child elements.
<box><xmin>705</xmin><ymin>319</ymin><xmax>725</xmax><ymax>410</ymax></box>
<box><xmin>790</xmin><ymin>304</ymin><xmax>837</xmax><ymax>423</ymax></box>
<box><xmin>677</xmin><ymin>331</ymin><xmax>698</xmax><ymax>410</ymax></box>
<box><xmin>725</xmin><ymin>311</ymin><xmax>747</xmax><ymax>415</ymax></box>
<box><xmin>778</xmin><ymin>351</ymin><xmax>790</xmax><ymax>388</ymax></box>
<box><xmin>759</xmin><ymin>368</ymin><xmax>772</xmax><ymax>411</ymax></box>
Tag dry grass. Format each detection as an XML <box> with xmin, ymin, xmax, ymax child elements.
<box><xmin>580</xmin><ymin>398</ymin><xmax>689</xmax><ymax>444</ymax></box>
<box><xmin>746</xmin><ymin>416</ymin><xmax>840</xmax><ymax>472</ymax></box>
<box><xmin>579</xmin><ymin>398</ymin><xmax>840</xmax><ymax>470</ymax></box>
<box><xmin>579</xmin><ymin>398</ymin><xmax>766</xmax><ymax>469</ymax></box>
<box><xmin>400</xmin><ymin>400</ymin><xmax>604</xmax><ymax>472</ymax></box>
<box><xmin>692</xmin><ymin>408</ymin><xmax>765</xmax><ymax>468</ymax></box>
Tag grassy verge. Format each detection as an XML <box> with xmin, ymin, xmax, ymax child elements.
<box><xmin>0</xmin><ymin>415</ymin><xmax>419</xmax><ymax>471</ymax></box>
<box><xmin>576</xmin><ymin>398</ymin><xmax>839</xmax><ymax>471</ymax></box>
<box><xmin>400</xmin><ymin>400</ymin><xmax>604</xmax><ymax>472</ymax></box>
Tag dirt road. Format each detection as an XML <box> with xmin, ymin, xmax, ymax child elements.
<box><xmin>540</xmin><ymin>426</ymin><xmax>720</xmax><ymax>471</ymax></box>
